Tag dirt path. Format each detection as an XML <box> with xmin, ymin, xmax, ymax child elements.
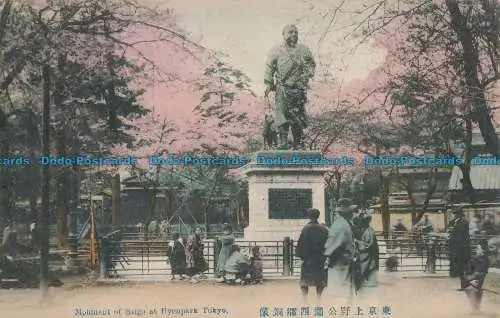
<box><xmin>0</xmin><ymin>274</ymin><xmax>498</xmax><ymax>318</ymax></box>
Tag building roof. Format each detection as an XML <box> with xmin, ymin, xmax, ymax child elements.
<box><xmin>448</xmin><ymin>165</ymin><xmax>500</xmax><ymax>191</ymax></box>
<box><xmin>453</xmin><ymin>131</ymin><xmax>500</xmax><ymax>150</ymax></box>
<box><xmin>370</xmin><ymin>203</ymin><xmax>445</xmax><ymax>212</ymax></box>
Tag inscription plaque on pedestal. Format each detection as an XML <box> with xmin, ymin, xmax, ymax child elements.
<box><xmin>268</xmin><ymin>188</ymin><xmax>312</xmax><ymax>219</ymax></box>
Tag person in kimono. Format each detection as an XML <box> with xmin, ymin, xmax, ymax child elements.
<box><xmin>249</xmin><ymin>246</ymin><xmax>264</xmax><ymax>283</ymax></box>
<box><xmin>462</xmin><ymin>240</ymin><xmax>490</xmax><ymax>313</ymax></box>
<box><xmin>296</xmin><ymin>208</ymin><xmax>329</xmax><ymax>303</ymax></box>
<box><xmin>224</xmin><ymin>244</ymin><xmax>251</xmax><ymax>284</ymax></box>
<box><xmin>482</xmin><ymin>214</ymin><xmax>497</xmax><ymax>236</ymax></box>
<box><xmin>357</xmin><ymin>214</ymin><xmax>379</xmax><ymax>288</ymax></box>
<box><xmin>469</xmin><ymin>215</ymin><xmax>481</xmax><ymax>236</ymax></box>
<box><xmin>448</xmin><ymin>208</ymin><xmax>471</xmax><ymax>289</ymax></box>
<box><xmin>167</xmin><ymin>232</ymin><xmax>186</xmax><ymax>280</ymax></box>
<box><xmin>425</xmin><ymin>233</ymin><xmax>437</xmax><ymax>274</ymax></box>
<box><xmin>323</xmin><ymin>198</ymin><xmax>357</xmax><ymax>297</ymax></box>
<box><xmin>185</xmin><ymin>227</ymin><xmax>204</xmax><ymax>283</ymax></box>
<box><xmin>216</xmin><ymin>223</ymin><xmax>235</xmax><ymax>282</ymax></box>
<box><xmin>160</xmin><ymin>219</ymin><xmax>169</xmax><ymax>240</ymax></box>
<box><xmin>148</xmin><ymin>219</ymin><xmax>159</xmax><ymax>240</ymax></box>
<box><xmin>136</xmin><ymin>220</ymin><xmax>146</xmax><ymax>241</ymax></box>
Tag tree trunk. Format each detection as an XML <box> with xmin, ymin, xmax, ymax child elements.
<box><xmin>55</xmin><ymin>132</ymin><xmax>68</xmax><ymax>248</ymax></box>
<box><xmin>26</xmin><ymin>110</ymin><xmax>40</xmax><ymax>223</ymax></box>
<box><xmin>40</xmin><ymin>64</ymin><xmax>51</xmax><ymax>296</ymax></box>
<box><xmin>412</xmin><ymin>168</ymin><xmax>439</xmax><ymax>225</ymax></box>
<box><xmin>334</xmin><ymin>171</ymin><xmax>342</xmax><ymax>200</ymax></box>
<box><xmin>54</xmin><ymin>54</ymin><xmax>68</xmax><ymax>248</ymax></box>
<box><xmin>111</xmin><ymin>174</ymin><xmax>120</xmax><ymax>230</ymax></box>
<box><xmin>203</xmin><ymin>202</ymin><xmax>208</xmax><ymax>232</ymax></box>
<box><xmin>0</xmin><ymin>111</ymin><xmax>12</xmax><ymax>225</ymax></box>
<box><xmin>380</xmin><ymin>177</ymin><xmax>390</xmax><ymax>239</ymax></box>
<box><xmin>377</xmin><ymin>144</ymin><xmax>390</xmax><ymax>239</ymax></box>
<box><xmin>235</xmin><ymin>200</ymin><xmax>240</xmax><ymax>225</ymax></box>
<box><xmin>445</xmin><ymin>0</ymin><xmax>500</xmax><ymax>156</ymax></box>
<box><xmin>148</xmin><ymin>188</ymin><xmax>157</xmax><ymax>224</ymax></box>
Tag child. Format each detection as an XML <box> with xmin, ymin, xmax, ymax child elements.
<box><xmin>167</xmin><ymin>233</ymin><xmax>186</xmax><ymax>280</ymax></box>
<box><xmin>249</xmin><ymin>246</ymin><xmax>264</xmax><ymax>283</ymax></box>
<box><xmin>462</xmin><ymin>240</ymin><xmax>490</xmax><ymax>313</ymax></box>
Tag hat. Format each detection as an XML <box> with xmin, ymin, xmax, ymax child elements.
<box><xmin>306</xmin><ymin>208</ymin><xmax>320</xmax><ymax>220</ymax></box>
<box><xmin>334</xmin><ymin>198</ymin><xmax>358</xmax><ymax>214</ymax></box>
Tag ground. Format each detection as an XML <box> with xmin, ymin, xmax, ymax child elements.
<box><xmin>0</xmin><ymin>273</ymin><xmax>499</xmax><ymax>318</ymax></box>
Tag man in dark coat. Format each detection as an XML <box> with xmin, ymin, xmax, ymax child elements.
<box><xmin>296</xmin><ymin>208</ymin><xmax>329</xmax><ymax>303</ymax></box>
<box><xmin>448</xmin><ymin>207</ymin><xmax>471</xmax><ymax>289</ymax></box>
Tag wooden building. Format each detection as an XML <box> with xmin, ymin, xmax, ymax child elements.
<box><xmin>118</xmin><ymin>172</ymin><xmax>248</xmax><ymax>227</ymax></box>
<box><xmin>371</xmin><ymin>166</ymin><xmax>451</xmax><ymax>232</ymax></box>
<box><xmin>448</xmin><ymin>132</ymin><xmax>500</xmax><ymax>223</ymax></box>
<box><xmin>371</xmin><ymin>131</ymin><xmax>500</xmax><ymax>231</ymax></box>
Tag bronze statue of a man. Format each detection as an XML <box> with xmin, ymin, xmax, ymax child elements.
<box><xmin>264</xmin><ymin>24</ymin><xmax>316</xmax><ymax>150</ymax></box>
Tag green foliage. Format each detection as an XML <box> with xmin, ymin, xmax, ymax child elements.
<box><xmin>64</xmin><ymin>53</ymin><xmax>150</xmax><ymax>151</ymax></box>
<box><xmin>194</xmin><ymin>60</ymin><xmax>255</xmax><ymax>126</ymax></box>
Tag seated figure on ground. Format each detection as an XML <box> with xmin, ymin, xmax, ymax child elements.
<box><xmin>223</xmin><ymin>244</ymin><xmax>251</xmax><ymax>284</ymax></box>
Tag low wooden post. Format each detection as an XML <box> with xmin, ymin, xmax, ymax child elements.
<box><xmin>283</xmin><ymin>236</ymin><xmax>291</xmax><ymax>276</ymax></box>
<box><xmin>99</xmin><ymin>237</ymin><xmax>109</xmax><ymax>279</ymax></box>
<box><xmin>214</xmin><ymin>238</ymin><xmax>221</xmax><ymax>277</ymax></box>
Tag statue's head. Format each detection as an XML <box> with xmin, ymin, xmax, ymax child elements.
<box><xmin>282</xmin><ymin>24</ymin><xmax>298</xmax><ymax>47</ymax></box>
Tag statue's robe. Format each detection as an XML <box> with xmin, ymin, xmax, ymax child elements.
<box><xmin>323</xmin><ymin>214</ymin><xmax>355</xmax><ymax>296</ymax></box>
<box><xmin>264</xmin><ymin>43</ymin><xmax>315</xmax><ymax>128</ymax></box>
<box><xmin>358</xmin><ymin>226</ymin><xmax>379</xmax><ymax>287</ymax></box>
<box><xmin>448</xmin><ymin>217</ymin><xmax>471</xmax><ymax>278</ymax></box>
<box><xmin>216</xmin><ymin>234</ymin><xmax>235</xmax><ymax>277</ymax></box>
<box><xmin>296</xmin><ymin>220</ymin><xmax>329</xmax><ymax>287</ymax></box>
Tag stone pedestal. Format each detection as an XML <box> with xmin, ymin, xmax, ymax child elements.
<box><xmin>239</xmin><ymin>150</ymin><xmax>330</xmax><ymax>241</ymax></box>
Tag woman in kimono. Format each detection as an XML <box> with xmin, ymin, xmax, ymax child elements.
<box><xmin>462</xmin><ymin>240</ymin><xmax>490</xmax><ymax>313</ymax></box>
<box><xmin>167</xmin><ymin>233</ymin><xmax>186</xmax><ymax>280</ymax></box>
<box><xmin>185</xmin><ymin>227</ymin><xmax>204</xmax><ymax>283</ymax></box>
<box><xmin>224</xmin><ymin>244</ymin><xmax>251</xmax><ymax>284</ymax></box>
<box><xmin>216</xmin><ymin>224</ymin><xmax>235</xmax><ymax>282</ymax></box>
<box><xmin>357</xmin><ymin>214</ymin><xmax>379</xmax><ymax>289</ymax></box>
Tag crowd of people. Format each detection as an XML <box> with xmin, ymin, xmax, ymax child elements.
<box><xmin>295</xmin><ymin>199</ymin><xmax>380</xmax><ymax>304</ymax></box>
<box><xmin>296</xmin><ymin>200</ymin><xmax>496</xmax><ymax>313</ymax></box>
<box><xmin>469</xmin><ymin>213</ymin><xmax>499</xmax><ymax>236</ymax></box>
<box><xmin>166</xmin><ymin>227</ymin><xmax>207</xmax><ymax>283</ymax></box>
<box><xmin>136</xmin><ymin>205</ymin><xmax>498</xmax><ymax>312</ymax></box>
<box><xmin>166</xmin><ymin>224</ymin><xmax>263</xmax><ymax>285</ymax></box>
